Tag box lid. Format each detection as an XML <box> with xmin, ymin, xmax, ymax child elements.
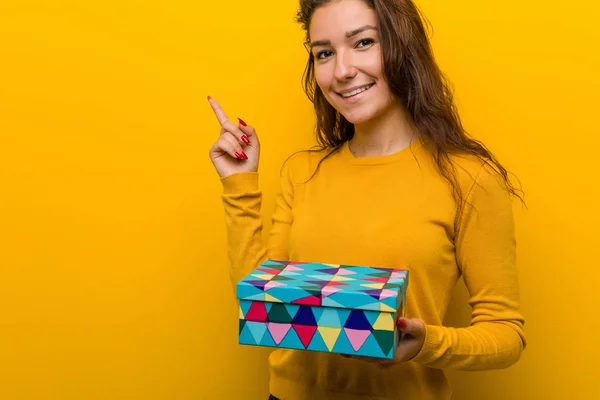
<box><xmin>236</xmin><ymin>260</ymin><xmax>408</xmax><ymax>313</ymax></box>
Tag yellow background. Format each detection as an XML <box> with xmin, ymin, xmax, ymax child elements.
<box><xmin>1</xmin><ymin>0</ymin><xmax>598</xmax><ymax>398</ymax></box>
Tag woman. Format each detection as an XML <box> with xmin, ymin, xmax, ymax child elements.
<box><xmin>208</xmin><ymin>0</ymin><xmax>526</xmax><ymax>398</ymax></box>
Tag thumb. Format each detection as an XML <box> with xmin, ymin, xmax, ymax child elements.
<box><xmin>397</xmin><ymin>317</ymin><xmax>425</xmax><ymax>337</ymax></box>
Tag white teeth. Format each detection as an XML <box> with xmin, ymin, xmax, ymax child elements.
<box><xmin>340</xmin><ymin>84</ymin><xmax>373</xmax><ymax>98</ymax></box>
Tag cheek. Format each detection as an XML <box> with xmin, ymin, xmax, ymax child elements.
<box><xmin>365</xmin><ymin>59</ymin><xmax>383</xmax><ymax>81</ymax></box>
<box><xmin>357</xmin><ymin>49</ymin><xmax>384</xmax><ymax>81</ymax></box>
<box><xmin>314</xmin><ymin>65</ymin><xmax>332</xmax><ymax>91</ymax></box>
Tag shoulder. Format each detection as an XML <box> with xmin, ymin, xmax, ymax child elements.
<box><xmin>449</xmin><ymin>152</ymin><xmax>508</xmax><ymax>197</ymax></box>
<box><xmin>447</xmin><ymin>153</ymin><xmax>515</xmax><ymax>224</ymax></box>
<box><xmin>280</xmin><ymin>145</ymin><xmax>339</xmax><ymax>183</ymax></box>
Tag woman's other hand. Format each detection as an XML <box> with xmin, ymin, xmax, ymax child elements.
<box><xmin>341</xmin><ymin>317</ymin><xmax>426</xmax><ymax>368</ymax></box>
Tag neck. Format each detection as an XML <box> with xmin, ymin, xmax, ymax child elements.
<box><xmin>349</xmin><ymin>102</ymin><xmax>418</xmax><ymax>157</ymax></box>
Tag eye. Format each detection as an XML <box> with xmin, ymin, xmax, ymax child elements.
<box><xmin>356</xmin><ymin>38</ymin><xmax>375</xmax><ymax>48</ymax></box>
<box><xmin>316</xmin><ymin>50</ymin><xmax>334</xmax><ymax>60</ymax></box>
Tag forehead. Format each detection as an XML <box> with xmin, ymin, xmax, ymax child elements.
<box><xmin>309</xmin><ymin>0</ymin><xmax>377</xmax><ymax>40</ymax></box>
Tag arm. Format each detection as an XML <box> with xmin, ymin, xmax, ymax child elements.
<box><xmin>220</xmin><ymin>160</ymin><xmax>295</xmax><ymax>288</ymax></box>
<box><xmin>205</xmin><ymin>97</ymin><xmax>295</xmax><ymax>291</ymax></box>
<box><xmin>411</xmin><ymin>162</ymin><xmax>527</xmax><ymax>370</ymax></box>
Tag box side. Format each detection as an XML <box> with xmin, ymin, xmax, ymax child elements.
<box><xmin>238</xmin><ymin>300</ymin><xmax>401</xmax><ymax>359</ymax></box>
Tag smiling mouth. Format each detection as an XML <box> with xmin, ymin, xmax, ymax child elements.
<box><xmin>337</xmin><ymin>83</ymin><xmax>375</xmax><ymax>99</ymax></box>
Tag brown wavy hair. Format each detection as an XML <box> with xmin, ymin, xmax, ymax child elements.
<box><xmin>294</xmin><ymin>0</ymin><xmax>523</xmax><ymax>208</ymax></box>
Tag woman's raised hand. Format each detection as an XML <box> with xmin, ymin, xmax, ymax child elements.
<box><xmin>207</xmin><ymin>96</ymin><xmax>260</xmax><ymax>178</ymax></box>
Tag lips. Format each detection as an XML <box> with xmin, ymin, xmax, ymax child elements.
<box><xmin>337</xmin><ymin>83</ymin><xmax>375</xmax><ymax>98</ymax></box>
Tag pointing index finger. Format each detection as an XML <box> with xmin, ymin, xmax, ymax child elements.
<box><xmin>207</xmin><ymin>96</ymin><xmax>229</xmax><ymax>126</ymax></box>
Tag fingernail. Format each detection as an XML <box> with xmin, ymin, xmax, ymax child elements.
<box><xmin>207</xmin><ymin>96</ymin><xmax>212</xmax><ymax>100</ymax></box>
<box><xmin>238</xmin><ymin>118</ymin><xmax>247</xmax><ymax>127</ymax></box>
<box><xmin>241</xmin><ymin>152</ymin><xmax>248</xmax><ymax>160</ymax></box>
<box><xmin>241</xmin><ymin>135</ymin><xmax>250</xmax><ymax>144</ymax></box>
<box><xmin>234</xmin><ymin>152</ymin><xmax>243</xmax><ymax>159</ymax></box>
<box><xmin>397</xmin><ymin>319</ymin><xmax>407</xmax><ymax>329</ymax></box>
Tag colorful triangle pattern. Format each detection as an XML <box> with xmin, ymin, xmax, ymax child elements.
<box><xmin>237</xmin><ymin>260</ymin><xmax>408</xmax><ymax>312</ymax></box>
<box><xmin>237</xmin><ymin>260</ymin><xmax>408</xmax><ymax>359</ymax></box>
<box><xmin>239</xmin><ymin>299</ymin><xmax>401</xmax><ymax>359</ymax></box>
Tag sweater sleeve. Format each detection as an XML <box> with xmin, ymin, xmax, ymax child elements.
<box><xmin>411</xmin><ymin>162</ymin><xmax>527</xmax><ymax>370</ymax></box>
<box><xmin>220</xmin><ymin>161</ymin><xmax>295</xmax><ymax>291</ymax></box>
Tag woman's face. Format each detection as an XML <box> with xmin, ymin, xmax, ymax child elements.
<box><xmin>309</xmin><ymin>0</ymin><xmax>398</xmax><ymax>125</ymax></box>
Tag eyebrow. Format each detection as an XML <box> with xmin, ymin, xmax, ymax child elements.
<box><xmin>310</xmin><ymin>25</ymin><xmax>377</xmax><ymax>48</ymax></box>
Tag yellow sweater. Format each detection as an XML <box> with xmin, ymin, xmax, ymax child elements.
<box><xmin>221</xmin><ymin>139</ymin><xmax>526</xmax><ymax>400</ymax></box>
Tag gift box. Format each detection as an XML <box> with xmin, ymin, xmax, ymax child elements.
<box><xmin>236</xmin><ymin>260</ymin><xmax>409</xmax><ymax>359</ymax></box>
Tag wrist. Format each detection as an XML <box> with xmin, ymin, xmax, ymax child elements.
<box><xmin>221</xmin><ymin>172</ymin><xmax>259</xmax><ymax>194</ymax></box>
<box><xmin>409</xmin><ymin>323</ymin><xmax>438</xmax><ymax>365</ymax></box>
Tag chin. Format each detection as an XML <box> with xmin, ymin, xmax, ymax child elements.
<box><xmin>338</xmin><ymin>105</ymin><xmax>381</xmax><ymax>125</ymax></box>
<box><xmin>340</xmin><ymin>112</ymin><xmax>372</xmax><ymax>125</ymax></box>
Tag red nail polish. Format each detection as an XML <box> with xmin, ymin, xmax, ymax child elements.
<box><xmin>397</xmin><ymin>319</ymin><xmax>407</xmax><ymax>329</ymax></box>
<box><xmin>241</xmin><ymin>152</ymin><xmax>248</xmax><ymax>160</ymax></box>
<box><xmin>238</xmin><ymin>118</ymin><xmax>247</xmax><ymax>127</ymax></box>
<box><xmin>241</xmin><ymin>135</ymin><xmax>250</xmax><ymax>144</ymax></box>
<box><xmin>234</xmin><ymin>152</ymin><xmax>242</xmax><ymax>159</ymax></box>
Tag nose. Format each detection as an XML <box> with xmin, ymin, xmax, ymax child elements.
<box><xmin>334</xmin><ymin>49</ymin><xmax>357</xmax><ymax>82</ymax></box>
